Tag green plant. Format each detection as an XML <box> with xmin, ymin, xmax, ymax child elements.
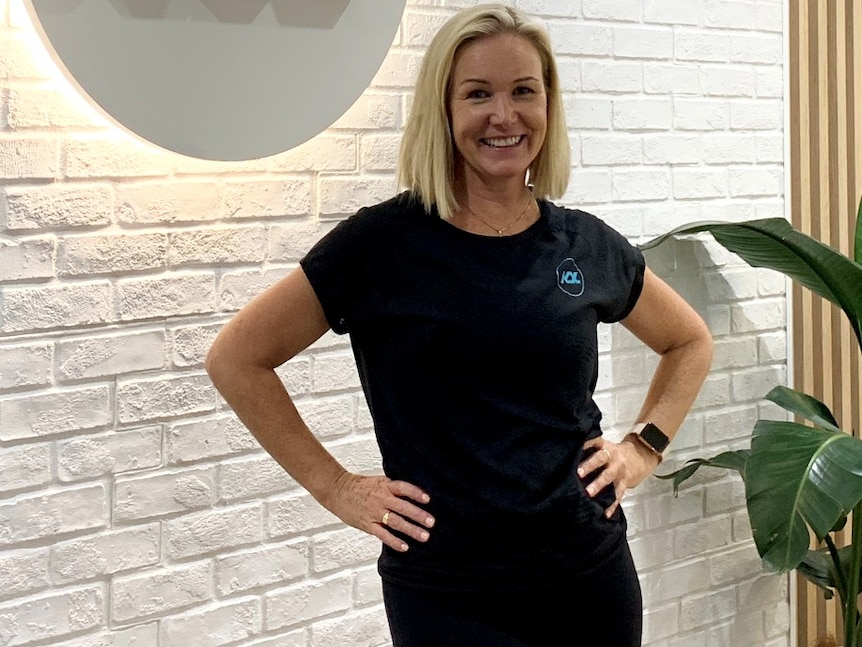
<box><xmin>639</xmin><ymin>196</ymin><xmax>862</xmax><ymax>646</ymax></box>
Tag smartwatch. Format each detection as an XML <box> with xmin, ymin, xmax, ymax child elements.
<box><xmin>626</xmin><ymin>422</ymin><xmax>670</xmax><ymax>461</ymax></box>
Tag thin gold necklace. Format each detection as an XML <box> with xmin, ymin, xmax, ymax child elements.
<box><xmin>465</xmin><ymin>193</ymin><xmax>534</xmax><ymax>236</ymax></box>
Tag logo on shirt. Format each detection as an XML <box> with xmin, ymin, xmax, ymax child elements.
<box><xmin>556</xmin><ymin>258</ymin><xmax>585</xmax><ymax>297</ymax></box>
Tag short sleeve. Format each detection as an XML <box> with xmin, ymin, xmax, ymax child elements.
<box><xmin>594</xmin><ymin>220</ymin><xmax>646</xmax><ymax>324</ymax></box>
<box><xmin>299</xmin><ymin>210</ymin><xmax>369</xmax><ymax>335</ymax></box>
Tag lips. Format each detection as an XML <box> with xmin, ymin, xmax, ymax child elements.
<box><xmin>481</xmin><ymin>135</ymin><xmax>525</xmax><ymax>148</ymax></box>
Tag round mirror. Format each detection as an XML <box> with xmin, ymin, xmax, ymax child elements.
<box><xmin>24</xmin><ymin>0</ymin><xmax>406</xmax><ymax>160</ymax></box>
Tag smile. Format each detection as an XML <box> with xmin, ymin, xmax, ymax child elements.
<box><xmin>481</xmin><ymin>135</ymin><xmax>525</xmax><ymax>148</ymax></box>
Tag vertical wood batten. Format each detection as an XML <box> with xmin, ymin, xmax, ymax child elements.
<box><xmin>789</xmin><ymin>1</ymin><xmax>862</xmax><ymax>645</ymax></box>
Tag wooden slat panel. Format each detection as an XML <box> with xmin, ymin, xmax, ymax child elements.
<box><xmin>789</xmin><ymin>0</ymin><xmax>862</xmax><ymax>645</ymax></box>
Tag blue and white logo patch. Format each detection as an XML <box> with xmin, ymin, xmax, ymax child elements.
<box><xmin>556</xmin><ymin>258</ymin><xmax>585</xmax><ymax>297</ymax></box>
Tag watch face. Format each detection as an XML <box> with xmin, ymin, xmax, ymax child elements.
<box><xmin>641</xmin><ymin>423</ymin><xmax>670</xmax><ymax>453</ymax></box>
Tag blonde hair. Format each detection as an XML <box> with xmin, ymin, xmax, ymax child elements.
<box><xmin>397</xmin><ymin>4</ymin><xmax>570</xmax><ymax>220</ymax></box>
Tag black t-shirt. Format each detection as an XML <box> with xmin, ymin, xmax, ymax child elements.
<box><xmin>300</xmin><ymin>192</ymin><xmax>645</xmax><ymax>591</ymax></box>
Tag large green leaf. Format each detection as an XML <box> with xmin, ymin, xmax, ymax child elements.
<box><xmin>640</xmin><ymin>217</ymin><xmax>862</xmax><ymax>348</ymax></box>
<box><xmin>745</xmin><ymin>420</ymin><xmax>862</xmax><ymax>573</ymax></box>
<box><xmin>855</xmin><ymin>195</ymin><xmax>862</xmax><ymax>265</ymax></box>
<box><xmin>764</xmin><ymin>385</ymin><xmax>842</xmax><ymax>432</ymax></box>
<box><xmin>655</xmin><ymin>450</ymin><xmax>749</xmax><ymax>495</ymax></box>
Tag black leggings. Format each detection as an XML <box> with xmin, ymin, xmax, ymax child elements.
<box><xmin>382</xmin><ymin>541</ymin><xmax>642</xmax><ymax>647</ymax></box>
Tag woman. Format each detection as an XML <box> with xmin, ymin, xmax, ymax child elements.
<box><xmin>206</xmin><ymin>5</ymin><xmax>713</xmax><ymax>646</ymax></box>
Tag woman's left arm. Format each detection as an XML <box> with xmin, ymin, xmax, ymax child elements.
<box><xmin>579</xmin><ymin>267</ymin><xmax>714</xmax><ymax>517</ymax></box>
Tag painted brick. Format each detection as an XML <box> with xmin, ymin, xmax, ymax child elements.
<box><xmin>673</xmin><ymin>169</ymin><xmax>728</xmax><ymax>200</ymax></box>
<box><xmin>676</xmin><ymin>31</ymin><xmax>730</xmax><ymax>63</ymax></box>
<box><xmin>312</xmin><ymin>527</ymin><xmax>379</xmax><ymax>573</ymax></box>
<box><xmin>566</xmin><ymin>96</ymin><xmax>612</xmax><ymax>130</ymax></box>
<box><xmin>117</xmin><ymin>373</ymin><xmax>215</xmax><ymax>423</ymax></box>
<box><xmin>582</xmin><ymin>61</ymin><xmax>642</xmax><ymax>94</ymax></box>
<box><xmin>730</xmin><ymin>298</ymin><xmax>786</xmax><ymax>333</ymax></box>
<box><xmin>50</xmin><ymin>524</ymin><xmax>160</xmax><ymax>583</ymax></box>
<box><xmin>115</xmin><ymin>181</ymin><xmax>221</xmax><ymax>225</ymax></box>
<box><xmin>353</xmin><ymin>567</ymin><xmax>384</xmax><ymax>606</ymax></box>
<box><xmin>729</xmin><ymin>167</ymin><xmax>783</xmax><ymax>197</ymax></box>
<box><xmin>215</xmin><ymin>540</ymin><xmax>309</xmax><ymax>597</ymax></box>
<box><xmin>613</xmin><ymin>26</ymin><xmax>673</xmax><ymax>60</ymax></box>
<box><xmin>170</xmin><ymin>322</ymin><xmax>222</xmax><ymax>367</ymax></box>
<box><xmin>331</xmin><ymin>93</ymin><xmax>400</xmax><ymax>130</ymax></box>
<box><xmin>0</xmin><ymin>586</ymin><xmax>103</xmax><ymax>647</ymax></box>
<box><xmin>166</xmin><ymin>505</ymin><xmax>261</xmax><ymax>560</ymax></box>
<box><xmin>168</xmin><ymin>227</ymin><xmax>266</xmax><ymax>267</ymax></box>
<box><xmin>312</xmin><ymin>608</ymin><xmax>391</xmax><ymax>647</ymax></box>
<box><xmin>114</xmin><ymin>467</ymin><xmax>216</xmax><ymax>522</ymax></box>
<box><xmin>673</xmin><ymin>517</ymin><xmax>733</xmax><ymax>559</ymax></box>
<box><xmin>268</xmin><ymin>492</ymin><xmax>341</xmax><ymax>539</ymax></box>
<box><xmin>730</xmin><ymin>100</ymin><xmax>783</xmax><ymax>130</ymax></box>
<box><xmin>0</xmin><ymin>443</ymin><xmax>52</xmax><ymax>493</ymax></box>
<box><xmin>295</xmin><ymin>395</ymin><xmax>355</xmax><ymax>439</ymax></box>
<box><xmin>0</xmin><ymin>341</ymin><xmax>53</xmax><ymax>390</ymax></box>
<box><xmin>0</xmin><ymin>549</ymin><xmax>50</xmax><ymax>600</ymax></box>
<box><xmin>612</xmin><ymin>98</ymin><xmax>672</xmax><ymax>130</ymax></box>
<box><xmin>59</xmin><ymin>232</ymin><xmax>167</xmax><ymax>275</ymax></box>
<box><xmin>731</xmin><ymin>366</ymin><xmax>785</xmax><ymax>403</ymax></box>
<box><xmin>581</xmin><ymin>135</ymin><xmax>641</xmax><ymax>166</ymax></box>
<box><xmin>272</xmin><ymin>135</ymin><xmax>357</xmax><ymax>172</ymax></box>
<box><xmin>57</xmin><ymin>427</ymin><xmax>162</xmax><ymax>481</ymax></box>
<box><xmin>56</xmin><ymin>330</ymin><xmax>166</xmax><ymax>381</ymax></box>
<box><xmin>681</xmin><ymin>587</ymin><xmax>737</xmax><ymax>631</ymax></box>
<box><xmin>6</xmin><ymin>87</ymin><xmax>101</xmax><ymax>129</ymax></box>
<box><xmin>218</xmin><ymin>268</ymin><xmax>290</xmax><ymax>311</ymax></box>
<box><xmin>0</xmin><ymin>385</ymin><xmax>112</xmax><ymax>440</ymax></box>
<box><xmin>268</xmin><ymin>220</ymin><xmax>327</xmax><ymax>262</ymax></box>
<box><xmin>218</xmin><ymin>455</ymin><xmax>295</xmax><ymax>503</ymax></box>
<box><xmin>328</xmin><ymin>437</ymin><xmax>383</xmax><ymax>476</ymax></box>
<box><xmin>674</xmin><ymin>99</ymin><xmax>730</xmax><ymax>131</ymax></box>
<box><xmin>1</xmin><ymin>282</ymin><xmax>112</xmax><ymax>332</ymax></box>
<box><xmin>0</xmin><ymin>485</ymin><xmax>108</xmax><ymax>545</ymax></box>
<box><xmin>236</xmin><ymin>629</ymin><xmax>306</xmax><ymax>647</ymax></box>
<box><xmin>359</xmin><ymin>133</ymin><xmax>400</xmax><ymax>172</ymax></box>
<box><xmin>703</xmin><ymin>65</ymin><xmax>757</xmax><ymax>97</ymax></box>
<box><xmin>65</xmin><ymin>137</ymin><xmax>174</xmax><ymax>179</ymax></box>
<box><xmin>0</xmin><ymin>236</ymin><xmax>54</xmax><ymax>280</ymax></box>
<box><xmin>0</xmin><ymin>137</ymin><xmax>58</xmax><ymax>180</ymax></box>
<box><xmin>644</xmin><ymin>560</ymin><xmax>711</xmax><ymax>603</ymax></box>
<box><xmin>643</xmin><ymin>135</ymin><xmax>701</xmax><ymax>165</ymax></box>
<box><xmin>111</xmin><ymin>561</ymin><xmax>212</xmax><ymax>622</ymax></box>
<box><xmin>2</xmin><ymin>183</ymin><xmax>112</xmax><ymax>229</ymax></box>
<box><xmin>311</xmin><ymin>352</ymin><xmax>362</xmax><ymax>392</ymax></box>
<box><xmin>161</xmin><ymin>599</ymin><xmax>262</xmax><ymax>647</ymax></box>
<box><xmin>218</xmin><ymin>179</ymin><xmax>314</xmax><ymax>219</ymax></box>
<box><xmin>0</xmin><ymin>32</ymin><xmax>51</xmax><ymax>80</ymax></box>
<box><xmin>115</xmin><ymin>274</ymin><xmax>215</xmax><ymax>321</ymax></box>
<box><xmin>731</xmin><ymin>34</ymin><xmax>782</xmax><ymax>64</ymax></box>
<box><xmin>613</xmin><ymin>169</ymin><xmax>670</xmax><ymax>201</ymax></box>
<box><xmin>318</xmin><ymin>176</ymin><xmax>398</xmax><ymax>217</ymax></box>
<box><xmin>264</xmin><ymin>575</ymin><xmax>352</xmax><ymax>631</ymax></box>
<box><xmin>702</xmin><ymin>134</ymin><xmax>757</xmax><ymax>164</ymax></box>
<box><xmin>167</xmin><ymin>415</ymin><xmax>258</xmax><ymax>464</ymax></box>
<box><xmin>549</xmin><ymin>22</ymin><xmax>612</xmax><ymax>56</ymax></box>
<box><xmin>644</xmin><ymin>64</ymin><xmax>700</xmax><ymax>95</ymax></box>
<box><xmin>711</xmin><ymin>336</ymin><xmax>759</xmax><ymax>371</ymax></box>
<box><xmin>583</xmin><ymin>0</ymin><xmax>641</xmax><ymax>21</ymax></box>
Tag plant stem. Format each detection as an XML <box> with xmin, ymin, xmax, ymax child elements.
<box><xmin>847</xmin><ymin>503</ymin><xmax>862</xmax><ymax>646</ymax></box>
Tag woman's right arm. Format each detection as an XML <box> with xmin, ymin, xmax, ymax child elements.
<box><xmin>205</xmin><ymin>267</ymin><xmax>434</xmax><ymax>552</ymax></box>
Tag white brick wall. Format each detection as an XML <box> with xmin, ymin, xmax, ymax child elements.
<box><xmin>0</xmin><ymin>0</ymin><xmax>788</xmax><ymax>646</ymax></box>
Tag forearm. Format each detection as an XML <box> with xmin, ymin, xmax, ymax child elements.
<box><xmin>633</xmin><ymin>334</ymin><xmax>714</xmax><ymax>439</ymax></box>
<box><xmin>208</xmin><ymin>359</ymin><xmax>347</xmax><ymax>512</ymax></box>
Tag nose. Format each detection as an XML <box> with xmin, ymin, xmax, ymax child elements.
<box><xmin>488</xmin><ymin>94</ymin><xmax>516</xmax><ymax>126</ymax></box>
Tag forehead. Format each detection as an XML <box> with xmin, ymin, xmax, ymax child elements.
<box><xmin>451</xmin><ymin>33</ymin><xmax>544</xmax><ymax>82</ymax></box>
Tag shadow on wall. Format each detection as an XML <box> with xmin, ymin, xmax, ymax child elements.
<box><xmin>43</xmin><ymin>0</ymin><xmax>350</xmax><ymax>27</ymax></box>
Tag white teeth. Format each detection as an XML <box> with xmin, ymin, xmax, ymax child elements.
<box><xmin>483</xmin><ymin>136</ymin><xmax>522</xmax><ymax>148</ymax></box>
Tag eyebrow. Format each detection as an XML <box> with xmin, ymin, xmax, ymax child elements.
<box><xmin>458</xmin><ymin>76</ymin><xmax>542</xmax><ymax>86</ymax></box>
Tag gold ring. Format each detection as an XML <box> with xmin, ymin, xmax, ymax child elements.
<box><xmin>601</xmin><ymin>448</ymin><xmax>612</xmax><ymax>462</ymax></box>
<box><xmin>382</xmin><ymin>511</ymin><xmax>391</xmax><ymax>526</ymax></box>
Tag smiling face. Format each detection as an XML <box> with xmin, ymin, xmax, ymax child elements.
<box><xmin>448</xmin><ymin>32</ymin><xmax>548</xmax><ymax>192</ymax></box>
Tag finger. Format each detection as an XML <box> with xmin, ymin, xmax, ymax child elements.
<box><xmin>381</xmin><ymin>510</ymin><xmax>431</xmax><ymax>543</ymax></box>
<box><xmin>605</xmin><ymin>481</ymin><xmax>627</xmax><ymax>518</ymax></box>
<box><xmin>369</xmin><ymin>524</ymin><xmax>410</xmax><ymax>552</ymax></box>
<box><xmin>577</xmin><ymin>445</ymin><xmax>612</xmax><ymax>479</ymax></box>
<box><xmin>388</xmin><ymin>480</ymin><xmax>431</xmax><ymax>505</ymax></box>
<box><xmin>585</xmin><ymin>466</ymin><xmax>615</xmax><ymax>497</ymax></box>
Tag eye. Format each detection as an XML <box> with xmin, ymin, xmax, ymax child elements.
<box><xmin>514</xmin><ymin>85</ymin><xmax>537</xmax><ymax>96</ymax></box>
<box><xmin>466</xmin><ymin>88</ymin><xmax>491</xmax><ymax>100</ymax></box>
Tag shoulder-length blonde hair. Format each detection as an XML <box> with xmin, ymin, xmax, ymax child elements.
<box><xmin>397</xmin><ymin>4</ymin><xmax>570</xmax><ymax>220</ymax></box>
